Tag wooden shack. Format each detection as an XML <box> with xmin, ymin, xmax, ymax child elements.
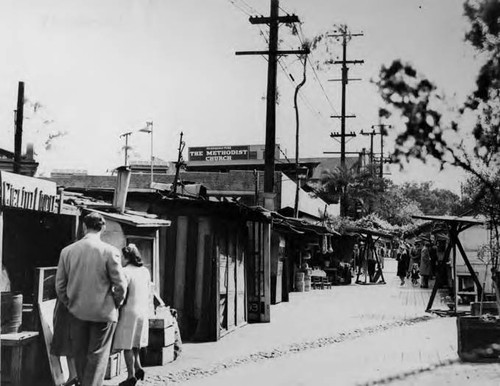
<box><xmin>150</xmin><ymin>197</ymin><xmax>271</xmax><ymax>342</ymax></box>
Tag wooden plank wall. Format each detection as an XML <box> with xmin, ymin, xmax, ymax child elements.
<box><xmin>160</xmin><ymin>212</ymin><xmax>263</xmax><ymax>341</ymax></box>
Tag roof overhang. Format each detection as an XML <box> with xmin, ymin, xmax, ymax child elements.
<box><xmin>86</xmin><ymin>208</ymin><xmax>171</xmax><ymax>228</ymax></box>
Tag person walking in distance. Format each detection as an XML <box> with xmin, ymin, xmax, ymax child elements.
<box><xmin>396</xmin><ymin>246</ymin><xmax>410</xmax><ymax>286</ymax></box>
<box><xmin>56</xmin><ymin>212</ymin><xmax>127</xmax><ymax>386</ymax></box>
<box><xmin>113</xmin><ymin>244</ymin><xmax>151</xmax><ymax>386</ymax></box>
<box><xmin>419</xmin><ymin>241</ymin><xmax>432</xmax><ymax>289</ymax></box>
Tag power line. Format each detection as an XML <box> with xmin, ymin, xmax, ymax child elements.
<box><xmin>277</xmin><ymin>57</ymin><xmax>329</xmax><ymax>127</ymax></box>
<box><xmin>257</xmin><ymin>18</ymin><xmax>327</xmax><ymax>127</ymax></box>
<box><xmin>227</xmin><ymin>0</ymin><xmax>253</xmax><ymax>17</ymax></box>
<box><xmin>236</xmin><ymin>2</ymin><xmax>331</xmax><ymax>139</ymax></box>
<box><xmin>277</xmin><ymin>146</ymin><xmax>292</xmax><ymax>164</ymax></box>
<box><xmin>239</xmin><ymin>0</ymin><xmax>261</xmax><ymax>15</ymax></box>
<box><xmin>294</xmin><ymin>23</ymin><xmax>339</xmax><ymax>116</ymax></box>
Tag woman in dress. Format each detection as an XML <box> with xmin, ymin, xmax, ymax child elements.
<box><xmin>396</xmin><ymin>246</ymin><xmax>410</xmax><ymax>285</ymax></box>
<box><xmin>113</xmin><ymin>244</ymin><xmax>151</xmax><ymax>386</ymax></box>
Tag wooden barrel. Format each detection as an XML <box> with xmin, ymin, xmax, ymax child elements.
<box><xmin>295</xmin><ymin>280</ymin><xmax>305</xmax><ymax>292</ymax></box>
<box><xmin>1</xmin><ymin>292</ymin><xmax>23</xmax><ymax>333</ymax></box>
<box><xmin>304</xmin><ymin>277</ymin><xmax>311</xmax><ymax>292</ymax></box>
<box><xmin>295</xmin><ymin>272</ymin><xmax>305</xmax><ymax>292</ymax></box>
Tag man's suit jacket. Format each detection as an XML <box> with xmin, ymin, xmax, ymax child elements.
<box><xmin>56</xmin><ymin>233</ymin><xmax>126</xmax><ymax>322</ymax></box>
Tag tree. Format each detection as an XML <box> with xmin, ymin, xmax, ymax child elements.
<box><xmin>373</xmin><ymin>1</ymin><xmax>499</xmax><ymax>204</ymax></box>
<box><xmin>398</xmin><ymin>182</ymin><xmax>460</xmax><ymax>216</ymax></box>
<box><xmin>373</xmin><ymin>181</ymin><xmax>423</xmax><ymax>226</ymax></box>
<box><xmin>374</xmin><ymin>0</ymin><xmax>500</xmax><ymax>269</ymax></box>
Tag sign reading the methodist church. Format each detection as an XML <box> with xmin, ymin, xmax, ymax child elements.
<box><xmin>0</xmin><ymin>171</ymin><xmax>57</xmax><ymax>212</ymax></box>
<box><xmin>188</xmin><ymin>145</ymin><xmax>250</xmax><ymax>162</ymax></box>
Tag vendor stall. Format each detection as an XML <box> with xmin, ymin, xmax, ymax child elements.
<box><xmin>0</xmin><ymin>171</ymin><xmax>78</xmax><ymax>386</ymax></box>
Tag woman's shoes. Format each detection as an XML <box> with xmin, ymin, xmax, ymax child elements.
<box><xmin>119</xmin><ymin>377</ymin><xmax>137</xmax><ymax>386</ymax></box>
<box><xmin>135</xmin><ymin>368</ymin><xmax>145</xmax><ymax>381</ymax></box>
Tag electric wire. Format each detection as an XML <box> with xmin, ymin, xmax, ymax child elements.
<box><xmin>227</xmin><ymin>0</ymin><xmax>253</xmax><ymax>17</ymax></box>
<box><xmin>297</xmin><ymin>24</ymin><xmax>339</xmax><ymax>117</ymax></box>
<box><xmin>278</xmin><ymin>145</ymin><xmax>292</xmax><ymax>164</ymax></box>
<box><xmin>239</xmin><ymin>0</ymin><xmax>262</xmax><ymax>15</ymax></box>
<box><xmin>228</xmin><ymin>0</ymin><xmax>334</xmax><ymax>136</ymax></box>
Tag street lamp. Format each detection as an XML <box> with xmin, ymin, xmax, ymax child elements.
<box><xmin>139</xmin><ymin>121</ymin><xmax>154</xmax><ymax>186</ymax></box>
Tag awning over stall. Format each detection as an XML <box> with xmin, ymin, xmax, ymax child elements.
<box><xmin>86</xmin><ymin>208</ymin><xmax>171</xmax><ymax>228</ymax></box>
<box><xmin>411</xmin><ymin>214</ymin><xmax>486</xmax><ymax>314</ymax></box>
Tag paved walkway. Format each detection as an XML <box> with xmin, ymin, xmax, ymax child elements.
<box><xmin>105</xmin><ymin>259</ymin><xmax>454</xmax><ymax>385</ymax></box>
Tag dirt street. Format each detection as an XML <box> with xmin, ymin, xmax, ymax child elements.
<box><xmin>105</xmin><ymin>259</ymin><xmax>498</xmax><ymax>386</ymax></box>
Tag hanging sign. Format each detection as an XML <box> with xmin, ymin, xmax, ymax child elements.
<box><xmin>188</xmin><ymin>145</ymin><xmax>250</xmax><ymax>162</ymax></box>
<box><xmin>0</xmin><ymin>171</ymin><xmax>57</xmax><ymax>212</ymax></box>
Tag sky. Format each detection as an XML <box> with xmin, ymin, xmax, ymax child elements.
<box><xmin>0</xmin><ymin>0</ymin><xmax>481</xmax><ymax>192</ymax></box>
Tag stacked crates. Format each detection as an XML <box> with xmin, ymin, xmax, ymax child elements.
<box><xmin>140</xmin><ymin>310</ymin><xmax>176</xmax><ymax>366</ymax></box>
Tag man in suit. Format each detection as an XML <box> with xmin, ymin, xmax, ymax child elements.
<box><xmin>56</xmin><ymin>212</ymin><xmax>127</xmax><ymax>386</ymax></box>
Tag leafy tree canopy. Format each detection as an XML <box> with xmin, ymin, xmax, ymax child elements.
<box><xmin>373</xmin><ymin>0</ymin><xmax>500</xmax><ymax>214</ymax></box>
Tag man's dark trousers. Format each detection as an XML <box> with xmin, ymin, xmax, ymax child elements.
<box><xmin>70</xmin><ymin>317</ymin><xmax>116</xmax><ymax>386</ymax></box>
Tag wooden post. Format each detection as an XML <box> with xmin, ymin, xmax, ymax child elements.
<box><xmin>153</xmin><ymin>229</ymin><xmax>160</xmax><ymax>294</ymax></box>
<box><xmin>453</xmin><ymin>227</ymin><xmax>458</xmax><ymax>313</ymax></box>
<box><xmin>262</xmin><ymin>222</ymin><xmax>271</xmax><ymax>322</ymax></box>
<box><xmin>14</xmin><ymin>82</ymin><xmax>24</xmax><ymax>174</ymax></box>
<box><xmin>174</xmin><ymin>217</ymin><xmax>188</xmax><ymax>316</ymax></box>
<box><xmin>194</xmin><ymin>217</ymin><xmax>209</xmax><ymax>320</ymax></box>
<box><xmin>426</xmin><ymin>242</ymin><xmax>452</xmax><ymax>312</ymax></box>
<box><xmin>455</xmin><ymin>232</ymin><xmax>483</xmax><ymax>300</ymax></box>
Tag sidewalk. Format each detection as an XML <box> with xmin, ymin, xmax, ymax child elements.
<box><xmin>105</xmin><ymin>259</ymin><xmax>451</xmax><ymax>385</ymax></box>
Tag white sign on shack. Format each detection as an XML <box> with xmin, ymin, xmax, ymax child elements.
<box><xmin>0</xmin><ymin>171</ymin><xmax>57</xmax><ymax>213</ymax></box>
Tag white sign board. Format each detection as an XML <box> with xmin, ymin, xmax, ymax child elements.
<box><xmin>0</xmin><ymin>171</ymin><xmax>57</xmax><ymax>212</ymax></box>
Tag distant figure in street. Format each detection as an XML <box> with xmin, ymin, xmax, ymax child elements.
<box><xmin>367</xmin><ymin>247</ymin><xmax>376</xmax><ymax>282</ymax></box>
<box><xmin>56</xmin><ymin>212</ymin><xmax>127</xmax><ymax>386</ymax></box>
<box><xmin>411</xmin><ymin>242</ymin><xmax>421</xmax><ymax>266</ymax></box>
<box><xmin>352</xmin><ymin>244</ymin><xmax>361</xmax><ymax>273</ymax></box>
<box><xmin>419</xmin><ymin>242</ymin><xmax>432</xmax><ymax>288</ymax></box>
<box><xmin>396</xmin><ymin>247</ymin><xmax>410</xmax><ymax>286</ymax></box>
<box><xmin>113</xmin><ymin>244</ymin><xmax>151</xmax><ymax>386</ymax></box>
<box><xmin>429</xmin><ymin>242</ymin><xmax>438</xmax><ymax>279</ymax></box>
<box><xmin>410</xmin><ymin>263</ymin><xmax>420</xmax><ymax>285</ymax></box>
<box><xmin>377</xmin><ymin>245</ymin><xmax>385</xmax><ymax>269</ymax></box>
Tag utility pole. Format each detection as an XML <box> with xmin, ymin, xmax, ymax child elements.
<box><xmin>371</xmin><ymin>123</ymin><xmax>391</xmax><ymax>179</ymax></box>
<box><xmin>236</xmin><ymin>0</ymin><xmax>308</xmax><ymax>209</ymax></box>
<box><xmin>147</xmin><ymin>121</ymin><xmax>154</xmax><ymax>186</ymax></box>
<box><xmin>172</xmin><ymin>132</ymin><xmax>185</xmax><ymax>195</ymax></box>
<box><xmin>14</xmin><ymin>81</ymin><xmax>25</xmax><ymax>174</ymax></box>
<box><xmin>328</xmin><ymin>26</ymin><xmax>363</xmax><ymax>168</ymax></box>
<box><xmin>120</xmin><ymin>131</ymin><xmax>133</xmax><ymax>166</ymax></box>
<box><xmin>360</xmin><ymin>129</ymin><xmax>382</xmax><ymax>176</ymax></box>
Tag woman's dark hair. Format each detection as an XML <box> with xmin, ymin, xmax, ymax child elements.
<box><xmin>122</xmin><ymin>244</ymin><xmax>143</xmax><ymax>267</ymax></box>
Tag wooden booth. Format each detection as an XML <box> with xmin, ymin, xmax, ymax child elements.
<box><xmin>269</xmin><ymin>213</ymin><xmax>341</xmax><ymax>294</ymax></box>
<box><xmin>87</xmin><ymin>208</ymin><xmax>171</xmax><ymax>294</ymax></box>
<box><xmin>412</xmin><ymin>215</ymin><xmax>487</xmax><ymax>314</ymax></box>
<box><xmin>0</xmin><ymin>171</ymin><xmax>79</xmax><ymax>386</ymax></box>
<box><xmin>150</xmin><ymin>197</ymin><xmax>271</xmax><ymax>342</ymax></box>
<box><xmin>29</xmin><ymin>206</ymin><xmax>170</xmax><ymax>386</ymax></box>
<box><xmin>0</xmin><ymin>170</ymin><xmax>170</xmax><ymax>386</ymax></box>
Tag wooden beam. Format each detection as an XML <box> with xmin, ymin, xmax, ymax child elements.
<box><xmin>173</xmin><ymin>216</ymin><xmax>188</xmax><ymax>313</ymax></box>
<box><xmin>454</xmin><ymin>232</ymin><xmax>483</xmax><ymax>300</ymax></box>
<box><xmin>426</xmin><ymin>243</ymin><xmax>452</xmax><ymax>311</ymax></box>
